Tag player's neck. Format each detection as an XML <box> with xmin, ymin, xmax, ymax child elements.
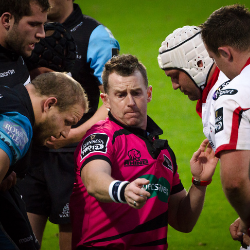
<box><xmin>47</xmin><ymin>6</ymin><xmax>73</xmax><ymax>24</ymax></box>
<box><xmin>206</xmin><ymin>63</ymin><xmax>217</xmax><ymax>84</ymax></box>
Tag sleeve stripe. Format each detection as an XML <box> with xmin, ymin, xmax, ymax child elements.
<box><xmin>80</xmin><ymin>155</ymin><xmax>112</xmax><ymax>174</ymax></box>
<box><xmin>215</xmin><ymin>107</ymin><xmax>250</xmax><ymax>157</ymax></box>
<box><xmin>170</xmin><ymin>182</ymin><xmax>184</xmax><ymax>195</ymax></box>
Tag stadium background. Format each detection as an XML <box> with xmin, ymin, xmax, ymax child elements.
<box><xmin>42</xmin><ymin>1</ymin><xmax>250</xmax><ymax>249</ymax></box>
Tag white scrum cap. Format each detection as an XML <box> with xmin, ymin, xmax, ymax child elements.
<box><xmin>158</xmin><ymin>26</ymin><xmax>214</xmax><ymax>90</ymax></box>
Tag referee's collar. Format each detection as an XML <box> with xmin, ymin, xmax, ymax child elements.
<box><xmin>108</xmin><ymin>111</ymin><xmax>163</xmax><ymax>139</ymax></box>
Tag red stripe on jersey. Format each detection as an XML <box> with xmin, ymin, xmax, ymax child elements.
<box><xmin>241</xmin><ymin>57</ymin><xmax>250</xmax><ymax>73</ymax></box>
<box><xmin>196</xmin><ymin>66</ymin><xmax>220</xmax><ymax>118</ymax></box>
<box><xmin>215</xmin><ymin>107</ymin><xmax>250</xmax><ymax>157</ymax></box>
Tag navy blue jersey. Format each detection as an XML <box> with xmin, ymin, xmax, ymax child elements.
<box><xmin>63</xmin><ymin>4</ymin><xmax>120</xmax><ymax>125</ymax></box>
<box><xmin>0</xmin><ymin>45</ymin><xmax>30</xmax><ymax>88</ymax></box>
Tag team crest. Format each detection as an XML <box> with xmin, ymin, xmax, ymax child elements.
<box><xmin>215</xmin><ymin>107</ymin><xmax>223</xmax><ymax>134</ymax></box>
<box><xmin>124</xmin><ymin>149</ymin><xmax>148</xmax><ymax>166</ymax></box>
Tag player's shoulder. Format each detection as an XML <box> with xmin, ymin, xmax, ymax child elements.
<box><xmin>87</xmin><ymin>118</ymin><xmax>118</xmax><ymax>138</ymax></box>
<box><xmin>82</xmin><ymin>14</ymin><xmax>101</xmax><ymax>27</ymax></box>
<box><xmin>0</xmin><ymin>85</ymin><xmax>20</xmax><ymax>105</ymax></box>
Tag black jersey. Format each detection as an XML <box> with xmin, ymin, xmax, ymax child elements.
<box><xmin>63</xmin><ymin>4</ymin><xmax>120</xmax><ymax>126</ymax></box>
<box><xmin>0</xmin><ymin>45</ymin><xmax>30</xmax><ymax>88</ymax></box>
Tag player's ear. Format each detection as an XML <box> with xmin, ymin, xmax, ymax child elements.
<box><xmin>43</xmin><ymin>97</ymin><xmax>58</xmax><ymax>112</ymax></box>
<box><xmin>218</xmin><ymin>46</ymin><xmax>232</xmax><ymax>62</ymax></box>
<box><xmin>100</xmin><ymin>93</ymin><xmax>111</xmax><ymax>110</ymax></box>
<box><xmin>1</xmin><ymin>12</ymin><xmax>13</xmax><ymax>31</ymax></box>
<box><xmin>147</xmin><ymin>86</ymin><xmax>152</xmax><ymax>103</ymax></box>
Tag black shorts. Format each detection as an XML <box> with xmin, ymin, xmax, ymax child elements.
<box><xmin>17</xmin><ymin>148</ymin><xmax>75</xmax><ymax>224</ymax></box>
<box><xmin>0</xmin><ymin>186</ymin><xmax>40</xmax><ymax>250</ymax></box>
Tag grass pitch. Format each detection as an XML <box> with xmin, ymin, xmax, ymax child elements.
<box><xmin>43</xmin><ymin>1</ymin><xmax>250</xmax><ymax>249</ymax></box>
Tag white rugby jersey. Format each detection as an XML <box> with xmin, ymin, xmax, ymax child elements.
<box><xmin>208</xmin><ymin>59</ymin><xmax>250</xmax><ymax>157</ymax></box>
<box><xmin>196</xmin><ymin>66</ymin><xmax>229</xmax><ymax>152</ymax></box>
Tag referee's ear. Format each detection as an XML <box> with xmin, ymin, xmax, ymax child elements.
<box><xmin>100</xmin><ymin>93</ymin><xmax>110</xmax><ymax>110</ymax></box>
<box><xmin>147</xmin><ymin>86</ymin><xmax>152</xmax><ymax>103</ymax></box>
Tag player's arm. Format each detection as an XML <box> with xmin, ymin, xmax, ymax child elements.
<box><xmin>168</xmin><ymin>139</ymin><xmax>218</xmax><ymax>232</ymax></box>
<box><xmin>220</xmin><ymin>149</ymin><xmax>250</xmax><ymax>232</ymax></box>
<box><xmin>0</xmin><ymin>149</ymin><xmax>10</xmax><ymax>184</ymax></box>
<box><xmin>81</xmin><ymin>159</ymin><xmax>150</xmax><ymax>209</ymax></box>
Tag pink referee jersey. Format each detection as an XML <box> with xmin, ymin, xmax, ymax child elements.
<box><xmin>70</xmin><ymin>114</ymin><xmax>184</xmax><ymax>250</ymax></box>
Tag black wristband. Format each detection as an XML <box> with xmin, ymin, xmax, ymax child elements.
<box><xmin>120</xmin><ymin>182</ymin><xmax>129</xmax><ymax>203</ymax></box>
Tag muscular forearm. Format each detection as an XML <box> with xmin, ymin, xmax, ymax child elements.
<box><xmin>82</xmin><ymin>165</ymin><xmax>114</xmax><ymax>202</ymax></box>
<box><xmin>174</xmin><ymin>185</ymin><xmax>207</xmax><ymax>232</ymax></box>
<box><xmin>220</xmin><ymin>150</ymin><xmax>250</xmax><ymax>229</ymax></box>
<box><xmin>169</xmin><ymin>139</ymin><xmax>217</xmax><ymax>232</ymax></box>
<box><xmin>222</xmin><ymin>180</ymin><xmax>250</xmax><ymax>227</ymax></box>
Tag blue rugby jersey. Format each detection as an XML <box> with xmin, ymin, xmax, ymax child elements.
<box><xmin>0</xmin><ymin>84</ymin><xmax>33</xmax><ymax>175</ymax></box>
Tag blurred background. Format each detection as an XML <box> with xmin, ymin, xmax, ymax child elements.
<box><xmin>43</xmin><ymin>1</ymin><xmax>250</xmax><ymax>249</ymax></box>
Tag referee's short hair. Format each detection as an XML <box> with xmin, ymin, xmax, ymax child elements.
<box><xmin>102</xmin><ymin>54</ymin><xmax>148</xmax><ymax>94</ymax></box>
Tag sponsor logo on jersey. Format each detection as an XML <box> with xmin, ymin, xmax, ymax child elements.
<box><xmin>59</xmin><ymin>203</ymin><xmax>70</xmax><ymax>218</ymax></box>
<box><xmin>19</xmin><ymin>235</ymin><xmax>33</xmax><ymax>244</ymax></box>
<box><xmin>162</xmin><ymin>154</ymin><xmax>173</xmax><ymax>172</ymax></box>
<box><xmin>124</xmin><ymin>148</ymin><xmax>148</xmax><ymax>166</ymax></box>
<box><xmin>70</xmin><ymin>21</ymin><xmax>83</xmax><ymax>32</ymax></box>
<box><xmin>0</xmin><ymin>69</ymin><xmax>15</xmax><ymax>78</ymax></box>
<box><xmin>139</xmin><ymin>174</ymin><xmax>170</xmax><ymax>203</ymax></box>
<box><xmin>208</xmin><ymin>137</ymin><xmax>215</xmax><ymax>150</ymax></box>
<box><xmin>3</xmin><ymin>121</ymin><xmax>29</xmax><ymax>150</ymax></box>
<box><xmin>80</xmin><ymin>133</ymin><xmax>109</xmax><ymax>161</ymax></box>
<box><xmin>105</xmin><ymin>27</ymin><xmax>115</xmax><ymax>39</ymax></box>
<box><xmin>215</xmin><ymin>107</ymin><xmax>223</xmax><ymax>134</ymax></box>
<box><xmin>213</xmin><ymin>89</ymin><xmax>238</xmax><ymax>100</ymax></box>
<box><xmin>213</xmin><ymin>80</ymin><xmax>237</xmax><ymax>100</ymax></box>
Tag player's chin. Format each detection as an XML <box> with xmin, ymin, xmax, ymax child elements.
<box><xmin>188</xmin><ymin>95</ymin><xmax>196</xmax><ymax>101</ymax></box>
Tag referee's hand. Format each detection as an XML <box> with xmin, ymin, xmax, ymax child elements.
<box><xmin>124</xmin><ymin>178</ymin><xmax>150</xmax><ymax>209</ymax></box>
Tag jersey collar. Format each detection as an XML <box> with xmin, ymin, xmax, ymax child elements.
<box><xmin>196</xmin><ymin>66</ymin><xmax>220</xmax><ymax>118</ymax></box>
<box><xmin>108</xmin><ymin>111</ymin><xmax>163</xmax><ymax>139</ymax></box>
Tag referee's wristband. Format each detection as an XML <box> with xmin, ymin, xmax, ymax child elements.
<box><xmin>192</xmin><ymin>177</ymin><xmax>212</xmax><ymax>186</ymax></box>
<box><xmin>109</xmin><ymin>180</ymin><xmax>130</xmax><ymax>203</ymax></box>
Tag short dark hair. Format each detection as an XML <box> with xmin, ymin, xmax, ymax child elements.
<box><xmin>201</xmin><ymin>4</ymin><xmax>250</xmax><ymax>55</ymax></box>
<box><xmin>0</xmin><ymin>0</ymin><xmax>50</xmax><ymax>23</ymax></box>
<box><xmin>31</xmin><ymin>72</ymin><xmax>88</xmax><ymax>113</ymax></box>
<box><xmin>102</xmin><ymin>54</ymin><xmax>148</xmax><ymax>93</ymax></box>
